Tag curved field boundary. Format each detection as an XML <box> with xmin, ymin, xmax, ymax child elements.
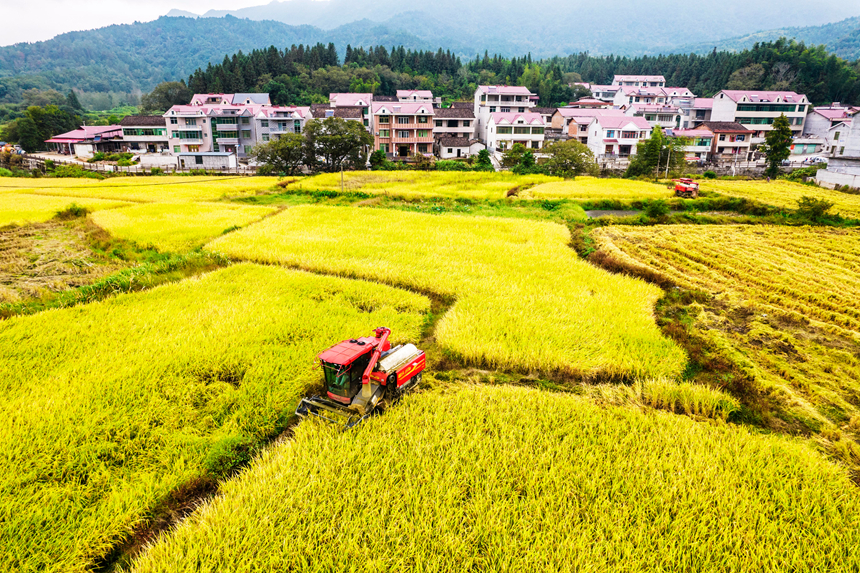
<box><xmin>205</xmin><ymin>205</ymin><xmax>686</xmax><ymax>380</ymax></box>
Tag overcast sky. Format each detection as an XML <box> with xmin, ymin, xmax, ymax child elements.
<box><xmin>1</xmin><ymin>0</ymin><xmax>274</xmax><ymax>46</ymax></box>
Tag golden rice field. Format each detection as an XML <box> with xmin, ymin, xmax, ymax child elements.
<box><xmin>0</xmin><ymin>176</ymin><xmax>281</xmax><ymax>203</ymax></box>
<box><xmin>0</xmin><ymin>264</ymin><xmax>428</xmax><ymax>573</ymax></box>
<box><xmin>283</xmin><ymin>171</ymin><xmax>560</xmax><ymax>199</ymax></box>
<box><xmin>206</xmin><ymin>206</ymin><xmax>686</xmax><ymax>379</ymax></box>
<box><xmin>0</xmin><ymin>193</ymin><xmax>129</xmax><ymax>226</ymax></box>
<box><xmin>700</xmin><ymin>179</ymin><xmax>860</xmax><ymax>218</ymax></box>
<box><xmin>524</xmin><ymin>176</ymin><xmax>673</xmax><ymax>201</ymax></box>
<box><xmin>593</xmin><ymin>225</ymin><xmax>860</xmax><ymax>432</ymax></box>
<box><xmin>90</xmin><ymin>202</ymin><xmax>278</xmax><ymax>251</ymax></box>
<box><xmin>132</xmin><ymin>384</ymin><xmax>860</xmax><ymax>573</ymax></box>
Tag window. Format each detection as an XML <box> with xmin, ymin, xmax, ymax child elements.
<box><xmin>418</xmin><ymin>144</ymin><xmax>428</xmax><ymax>153</ymax></box>
<box><xmin>294</xmin><ymin>120</ymin><xmax>301</xmax><ymax>134</ymax></box>
<box><xmin>840</xmin><ymin>146</ymin><xmax>845</xmax><ymax>155</ymax></box>
<box><xmin>719</xmin><ymin>134</ymin><xmax>726</xmax><ymax>141</ymax></box>
<box><xmin>379</xmin><ymin>130</ymin><xmax>390</xmax><ymax>138</ymax></box>
<box><xmin>261</xmin><ymin>120</ymin><xmax>269</xmax><ymax>127</ymax></box>
<box><xmin>606</xmin><ymin>130</ymin><xmax>615</xmax><ymax>138</ymax></box>
<box><xmin>489</xmin><ymin>107</ymin><xmax>496</xmax><ymax>112</ymax></box>
<box><xmin>532</xmin><ymin>127</ymin><xmax>544</xmax><ymax>134</ymax></box>
<box><xmin>379</xmin><ymin>116</ymin><xmax>390</xmax><ymax>124</ymax></box>
<box><xmin>834</xmin><ymin>132</ymin><xmax>841</xmax><ymax>141</ymax></box>
<box><xmin>481</xmin><ymin>95</ymin><xmax>486</xmax><ymax>102</ymax></box>
<box><xmin>447</xmin><ymin>120</ymin><xmax>458</xmax><ymax>128</ymax></box>
<box><xmin>497</xmin><ymin>126</ymin><xmax>513</xmax><ymax>134</ymax></box>
<box><xmin>418</xmin><ymin>116</ymin><xmax>428</xmax><ymax>124</ymax></box>
<box><xmin>621</xmin><ymin>131</ymin><xmax>637</xmax><ymax>139</ymax></box>
<box><xmin>498</xmin><ymin>141</ymin><xmax>508</xmax><ymax>150</ymax></box>
<box><xmin>184</xmin><ymin>118</ymin><xmax>197</xmax><ymax>126</ymax></box>
<box><xmin>513</xmin><ymin>127</ymin><xmax>530</xmax><ymax>134</ymax></box>
<box><xmin>379</xmin><ymin>143</ymin><xmax>389</xmax><ymax>153</ymax></box>
<box><xmin>418</xmin><ymin>130</ymin><xmax>429</xmax><ymax>138</ymax></box>
<box><xmin>363</xmin><ymin>119</ymin><xmax>369</xmax><ymax>127</ymax></box>
<box><xmin>645</xmin><ymin>114</ymin><xmax>656</xmax><ymax>121</ymax></box>
<box><xmin>170</xmin><ymin>118</ymin><xmax>178</xmax><ymax>124</ymax></box>
<box><xmin>736</xmin><ymin>135</ymin><xmax>745</xmax><ymax>142</ymax></box>
<box><xmin>518</xmin><ymin>107</ymin><xmax>525</xmax><ymax>113</ymax></box>
<box><xmin>501</xmin><ymin>107</ymin><xmax>511</xmax><ymax>113</ymax></box>
<box><xmin>397</xmin><ymin>116</ymin><xmax>409</xmax><ymax>124</ymax></box>
<box><xmin>241</xmin><ymin>130</ymin><xmax>251</xmax><ymax>139</ymax></box>
<box><xmin>397</xmin><ymin>130</ymin><xmax>409</xmax><ymax>138</ymax></box>
<box><xmin>447</xmin><ymin>148</ymin><xmax>453</xmax><ymax>154</ymax></box>
<box><xmin>531</xmin><ymin>141</ymin><xmax>540</xmax><ymax>149</ymax></box>
<box><xmin>241</xmin><ymin>117</ymin><xmax>250</xmax><ymax>124</ymax></box>
<box><xmin>171</xmin><ymin>131</ymin><xmax>178</xmax><ymax>139</ymax></box>
<box><xmin>173</xmin><ymin>145</ymin><xmax>180</xmax><ymax>153</ymax></box>
<box><xmin>195</xmin><ymin>156</ymin><xmax>203</xmax><ymax>165</ymax></box>
<box><xmin>435</xmin><ymin>120</ymin><xmax>443</xmax><ymax>127</ymax></box>
<box><xmin>177</xmin><ymin>131</ymin><xmax>202</xmax><ymax>140</ymax></box>
<box><xmin>463</xmin><ymin>120</ymin><xmax>470</xmax><ymax>127</ymax></box>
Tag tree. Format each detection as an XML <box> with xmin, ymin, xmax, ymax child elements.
<box><xmin>302</xmin><ymin>117</ymin><xmax>373</xmax><ymax>173</ymax></box>
<box><xmin>475</xmin><ymin>149</ymin><xmax>493</xmax><ymax>169</ymax></box>
<box><xmin>625</xmin><ymin>126</ymin><xmax>686</xmax><ymax>179</ymax></box>
<box><xmin>761</xmin><ymin>114</ymin><xmax>793</xmax><ymax>178</ymax></box>
<box><xmin>249</xmin><ymin>133</ymin><xmax>305</xmax><ymax>175</ymax></box>
<box><xmin>501</xmin><ymin>143</ymin><xmax>528</xmax><ymax>168</ymax></box>
<box><xmin>726</xmin><ymin>64</ymin><xmax>766</xmax><ymax>90</ymax></box>
<box><xmin>140</xmin><ymin>81</ymin><xmax>192</xmax><ymax>113</ymax></box>
<box><xmin>540</xmin><ymin>139</ymin><xmax>599</xmax><ymax>178</ymax></box>
<box><xmin>369</xmin><ymin>149</ymin><xmax>387</xmax><ymax>168</ymax></box>
<box><xmin>65</xmin><ymin>90</ymin><xmax>83</xmax><ymax>111</ymax></box>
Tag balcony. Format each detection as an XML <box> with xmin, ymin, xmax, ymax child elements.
<box><xmin>216</xmin><ymin>137</ymin><xmax>239</xmax><ymax>145</ymax></box>
<box><xmin>214</xmin><ymin>123</ymin><xmax>239</xmax><ymax>131</ymax></box>
<box><xmin>177</xmin><ymin>124</ymin><xmax>203</xmax><ymax>130</ymax></box>
<box><xmin>388</xmin><ymin>122</ymin><xmax>433</xmax><ymax>130</ymax></box>
<box><xmin>177</xmin><ymin>138</ymin><xmax>203</xmax><ymax>144</ymax></box>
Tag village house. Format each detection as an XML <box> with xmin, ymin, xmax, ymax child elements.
<box><xmin>677</xmin><ymin>97</ymin><xmax>713</xmax><ymax>129</ymax></box>
<box><xmin>396</xmin><ymin>90</ymin><xmax>441</xmax><ymax>107</ymax></box>
<box><xmin>328</xmin><ymin>93</ymin><xmax>373</xmax><ymax>128</ymax></box>
<box><xmin>551</xmin><ymin>108</ymin><xmax>625</xmax><ymax>144</ymax></box>
<box><xmin>371</xmin><ymin>101</ymin><xmax>435</xmax><ymax>158</ymax></box>
<box><xmin>433</xmin><ymin>107</ymin><xmax>475</xmax><ymax>140</ymax></box>
<box><xmin>119</xmin><ymin>116</ymin><xmax>169</xmax><ymax>153</ymax></box>
<box><xmin>612</xmin><ymin>75</ymin><xmax>666</xmax><ymax>88</ymax></box>
<box><xmin>566</xmin><ymin>97</ymin><xmax>609</xmax><ymax>108</ymax></box>
<box><xmin>257</xmin><ymin>106</ymin><xmax>312</xmax><ymax>143</ymax></box>
<box><xmin>816</xmin><ymin>116</ymin><xmax>860</xmax><ymax>189</ymax></box>
<box><xmin>624</xmin><ymin>104</ymin><xmax>680</xmax><ymax>130</ymax></box>
<box><xmin>45</xmin><ymin>125</ymin><xmax>123</xmax><ymax>158</ymax></box>
<box><xmin>694</xmin><ymin>121</ymin><xmax>754</xmax><ymax>161</ymax></box>
<box><xmin>573</xmin><ymin>83</ymin><xmax>620</xmax><ymax>103</ymax></box>
<box><xmin>586</xmin><ymin>115</ymin><xmax>651</xmax><ymax>158</ymax></box>
<box><xmin>665</xmin><ymin>128</ymin><xmax>714</xmax><ymax>161</ymax></box>
<box><xmin>710</xmin><ymin>90</ymin><xmax>809</xmax><ymax>140</ymax></box>
<box><xmin>485</xmin><ymin>112</ymin><xmax>546</xmax><ymax>153</ymax></box>
<box><xmin>435</xmin><ymin>136</ymin><xmax>485</xmax><ymax>159</ymax></box>
<box><xmin>613</xmin><ymin>86</ymin><xmax>667</xmax><ymax>107</ymax></box>
<box><xmin>803</xmin><ymin>104</ymin><xmax>857</xmax><ymax>154</ymax></box>
<box><xmin>474</xmin><ymin>86</ymin><xmax>538</xmax><ymax>143</ymax></box>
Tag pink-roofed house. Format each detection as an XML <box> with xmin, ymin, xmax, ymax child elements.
<box><xmin>711</xmin><ymin>90</ymin><xmax>810</xmax><ymax>140</ymax></box>
<box><xmin>329</xmin><ymin>93</ymin><xmax>374</xmax><ymax>129</ymax></box>
<box><xmin>486</xmin><ymin>112</ymin><xmax>546</xmax><ymax>153</ymax></box>
<box><xmin>586</xmin><ymin>116</ymin><xmax>652</xmax><ymax>159</ymax></box>
<box><xmin>551</xmin><ymin>108</ymin><xmax>625</xmax><ymax>143</ymax></box>
<box><xmin>803</xmin><ymin>104</ymin><xmax>855</xmax><ymax>144</ymax></box>
<box><xmin>474</xmin><ymin>86</ymin><xmax>538</xmax><ymax>144</ymax></box>
<box><xmin>396</xmin><ymin>90</ymin><xmax>439</xmax><ymax>106</ymax></box>
<box><xmin>624</xmin><ymin>104</ymin><xmax>681</xmax><ymax>130</ymax></box>
<box><xmin>371</xmin><ymin>101</ymin><xmax>435</xmax><ymax>158</ymax></box>
<box><xmin>45</xmin><ymin>125</ymin><xmax>123</xmax><ymax>157</ymax></box>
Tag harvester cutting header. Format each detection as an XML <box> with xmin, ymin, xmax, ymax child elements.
<box><xmin>296</xmin><ymin>327</ymin><xmax>425</xmax><ymax>428</ymax></box>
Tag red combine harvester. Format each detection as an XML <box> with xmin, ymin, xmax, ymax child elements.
<box><xmin>673</xmin><ymin>178</ymin><xmax>700</xmax><ymax>198</ymax></box>
<box><xmin>295</xmin><ymin>327</ymin><xmax>426</xmax><ymax>428</ymax></box>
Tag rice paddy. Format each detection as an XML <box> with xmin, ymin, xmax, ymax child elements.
<box><xmin>0</xmin><ymin>264</ymin><xmax>428</xmax><ymax>572</ymax></box>
<box><xmin>592</xmin><ymin>224</ymin><xmax>860</xmax><ymax>432</ymax></box>
<box><xmin>90</xmin><ymin>203</ymin><xmax>278</xmax><ymax>251</ymax></box>
<box><xmin>0</xmin><ymin>193</ymin><xmax>129</xmax><ymax>226</ymax></box>
<box><xmin>524</xmin><ymin>177</ymin><xmax>673</xmax><ymax>200</ymax></box>
<box><xmin>206</xmin><ymin>205</ymin><xmax>686</xmax><ymax>379</ymax></box>
<box><xmin>0</xmin><ymin>176</ymin><xmax>281</xmax><ymax>203</ymax></box>
<box><xmin>131</xmin><ymin>384</ymin><xmax>860</xmax><ymax>573</ymax></box>
<box><xmin>700</xmin><ymin>179</ymin><xmax>860</xmax><ymax>218</ymax></box>
<box><xmin>282</xmin><ymin>171</ymin><xmax>560</xmax><ymax>199</ymax></box>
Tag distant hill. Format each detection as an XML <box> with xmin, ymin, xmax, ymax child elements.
<box><xmin>0</xmin><ymin>16</ymin><xmax>437</xmax><ymax>101</ymax></box>
<box><xmin>674</xmin><ymin>16</ymin><xmax>860</xmax><ymax>61</ymax></box>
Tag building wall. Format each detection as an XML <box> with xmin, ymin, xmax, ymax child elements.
<box><xmin>485</xmin><ymin>122</ymin><xmax>545</xmax><ymax>153</ymax></box>
<box><xmin>711</xmin><ymin>92</ymin><xmax>808</xmax><ymax>137</ymax></box>
<box><xmin>433</xmin><ymin>118</ymin><xmax>474</xmax><ymax>139</ymax></box>
<box><xmin>474</xmin><ymin>90</ymin><xmax>535</xmax><ymax>143</ymax></box>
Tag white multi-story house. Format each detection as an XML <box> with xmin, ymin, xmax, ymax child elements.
<box><xmin>677</xmin><ymin>97</ymin><xmax>714</xmax><ymax>129</ymax></box>
<box><xmin>613</xmin><ymin>87</ymin><xmax>667</xmax><ymax>107</ymax></box>
<box><xmin>433</xmin><ymin>107</ymin><xmax>475</xmax><ymax>139</ymax></box>
<box><xmin>119</xmin><ymin>116</ymin><xmax>169</xmax><ymax>153</ymax></box>
<box><xmin>573</xmin><ymin>83</ymin><xmax>620</xmax><ymax>102</ymax></box>
<box><xmin>256</xmin><ymin>106</ymin><xmax>311</xmax><ymax>144</ymax></box>
<box><xmin>625</xmin><ymin>104</ymin><xmax>680</xmax><ymax>130</ymax></box>
<box><xmin>660</xmin><ymin>87</ymin><xmax>695</xmax><ymax>105</ymax></box>
<box><xmin>396</xmin><ymin>90</ymin><xmax>441</xmax><ymax>106</ymax></box>
<box><xmin>551</xmin><ymin>108</ymin><xmax>625</xmax><ymax>144</ymax></box>
<box><xmin>586</xmin><ymin>115</ymin><xmax>651</xmax><ymax>158</ymax></box>
<box><xmin>612</xmin><ymin>75</ymin><xmax>666</xmax><ymax>88</ymax></box>
<box><xmin>474</xmin><ymin>86</ymin><xmax>537</xmax><ymax>143</ymax></box>
<box><xmin>816</xmin><ymin>116</ymin><xmax>860</xmax><ymax>188</ymax></box>
<box><xmin>485</xmin><ymin>112</ymin><xmax>546</xmax><ymax>153</ymax></box>
<box><xmin>666</xmin><ymin>128</ymin><xmax>714</xmax><ymax>160</ymax></box>
<box><xmin>711</xmin><ymin>90</ymin><xmax>809</xmax><ymax>141</ymax></box>
<box><xmin>803</xmin><ymin>105</ymin><xmax>857</xmax><ymax>154</ymax></box>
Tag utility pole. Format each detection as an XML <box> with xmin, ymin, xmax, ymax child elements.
<box><xmin>341</xmin><ymin>164</ymin><xmax>344</xmax><ymax>194</ymax></box>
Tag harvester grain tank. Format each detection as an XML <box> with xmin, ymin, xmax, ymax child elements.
<box><xmin>295</xmin><ymin>327</ymin><xmax>425</xmax><ymax>428</ymax></box>
<box><xmin>673</xmin><ymin>178</ymin><xmax>700</xmax><ymax>198</ymax></box>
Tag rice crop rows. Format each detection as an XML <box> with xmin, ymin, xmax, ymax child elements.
<box><xmin>592</xmin><ymin>224</ymin><xmax>860</xmax><ymax>431</ymax></box>
<box><xmin>206</xmin><ymin>206</ymin><xmax>686</xmax><ymax>379</ymax></box>
<box><xmin>0</xmin><ymin>193</ymin><xmax>129</xmax><ymax>226</ymax></box>
<box><xmin>524</xmin><ymin>176</ymin><xmax>673</xmax><ymax>201</ymax></box>
<box><xmin>283</xmin><ymin>171</ymin><xmax>560</xmax><ymax>199</ymax></box>
<box><xmin>0</xmin><ymin>264</ymin><xmax>428</xmax><ymax>572</ymax></box>
<box><xmin>700</xmin><ymin>179</ymin><xmax>860</xmax><ymax>218</ymax></box>
<box><xmin>0</xmin><ymin>176</ymin><xmax>281</xmax><ymax>203</ymax></box>
<box><xmin>132</xmin><ymin>384</ymin><xmax>860</xmax><ymax>573</ymax></box>
<box><xmin>90</xmin><ymin>202</ymin><xmax>278</xmax><ymax>251</ymax></box>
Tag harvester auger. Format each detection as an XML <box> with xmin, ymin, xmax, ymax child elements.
<box><xmin>295</xmin><ymin>327</ymin><xmax>426</xmax><ymax>429</ymax></box>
